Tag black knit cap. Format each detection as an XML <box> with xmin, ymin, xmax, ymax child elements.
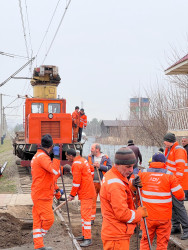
<box><xmin>67</xmin><ymin>148</ymin><xmax>76</xmax><ymax>157</ymax></box>
<box><xmin>128</xmin><ymin>139</ymin><xmax>133</xmax><ymax>144</ymax></box>
<box><xmin>115</xmin><ymin>147</ymin><xmax>136</xmax><ymax>165</ymax></box>
<box><xmin>41</xmin><ymin>134</ymin><xmax>53</xmax><ymax>148</ymax></box>
<box><xmin>164</xmin><ymin>133</ymin><xmax>176</xmax><ymax>143</ymax></box>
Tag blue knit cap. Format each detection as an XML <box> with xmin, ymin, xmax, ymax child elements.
<box><xmin>152</xmin><ymin>152</ymin><xmax>166</xmax><ymax>163</ymax></box>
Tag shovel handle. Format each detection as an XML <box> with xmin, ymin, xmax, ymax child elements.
<box><xmin>54</xmin><ymin>201</ymin><xmax>66</xmax><ymax>212</ymax></box>
<box><xmin>96</xmin><ymin>167</ymin><xmax>102</xmax><ymax>185</ymax></box>
<box><xmin>137</xmin><ymin>187</ymin><xmax>152</xmax><ymax>250</ymax></box>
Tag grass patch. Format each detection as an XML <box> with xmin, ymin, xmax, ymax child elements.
<box><xmin>0</xmin><ymin>137</ymin><xmax>18</xmax><ymax>193</ymax></box>
<box><xmin>0</xmin><ymin>176</ymin><xmax>17</xmax><ymax>193</ymax></box>
<box><xmin>0</xmin><ymin>138</ymin><xmax>12</xmax><ymax>153</ymax></box>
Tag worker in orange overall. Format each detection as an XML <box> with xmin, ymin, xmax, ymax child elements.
<box><xmin>164</xmin><ymin>132</ymin><xmax>188</xmax><ymax>240</ymax></box>
<box><xmin>132</xmin><ymin>152</ymin><xmax>185</xmax><ymax>250</ymax></box>
<box><xmin>31</xmin><ymin>134</ymin><xmax>60</xmax><ymax>250</ymax></box>
<box><xmin>100</xmin><ymin>147</ymin><xmax>148</xmax><ymax>250</ymax></box>
<box><xmin>78</xmin><ymin>108</ymin><xmax>87</xmax><ymax>142</ymax></box>
<box><xmin>67</xmin><ymin>148</ymin><xmax>96</xmax><ymax>247</ymax></box>
<box><xmin>72</xmin><ymin>106</ymin><xmax>80</xmax><ymax>143</ymax></box>
<box><xmin>181</xmin><ymin>137</ymin><xmax>188</xmax><ymax>201</ymax></box>
<box><xmin>87</xmin><ymin>143</ymin><xmax>112</xmax><ymax>224</ymax></box>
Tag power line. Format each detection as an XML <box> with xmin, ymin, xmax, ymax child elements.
<box><xmin>18</xmin><ymin>0</ymin><xmax>30</xmax><ymax>59</ymax></box>
<box><xmin>42</xmin><ymin>0</ymin><xmax>72</xmax><ymax>64</ymax></box>
<box><xmin>24</xmin><ymin>0</ymin><xmax>33</xmax><ymax>73</ymax></box>
<box><xmin>0</xmin><ymin>57</ymin><xmax>35</xmax><ymax>87</ymax></box>
<box><xmin>0</xmin><ymin>51</ymin><xmax>29</xmax><ymax>59</ymax></box>
<box><xmin>36</xmin><ymin>0</ymin><xmax>61</xmax><ymax>57</ymax></box>
<box><xmin>1</xmin><ymin>93</ymin><xmax>19</xmax><ymax>98</ymax></box>
<box><xmin>24</xmin><ymin>0</ymin><xmax>33</xmax><ymax>57</ymax></box>
<box><xmin>4</xmin><ymin>97</ymin><xmax>19</xmax><ymax>109</ymax></box>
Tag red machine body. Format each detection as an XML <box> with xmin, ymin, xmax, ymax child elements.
<box><xmin>24</xmin><ymin>98</ymin><xmax>72</xmax><ymax>144</ymax></box>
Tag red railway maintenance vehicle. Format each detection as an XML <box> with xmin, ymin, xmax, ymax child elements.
<box><xmin>13</xmin><ymin>65</ymin><xmax>84</xmax><ymax>167</ymax></box>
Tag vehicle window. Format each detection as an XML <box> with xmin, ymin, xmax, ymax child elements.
<box><xmin>31</xmin><ymin>103</ymin><xmax>44</xmax><ymax>113</ymax></box>
<box><xmin>48</xmin><ymin>103</ymin><xmax>60</xmax><ymax>113</ymax></box>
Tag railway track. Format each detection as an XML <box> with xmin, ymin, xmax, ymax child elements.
<box><xmin>17</xmin><ymin>164</ymin><xmax>73</xmax><ymax>196</ymax></box>
<box><xmin>16</xmin><ymin>164</ymin><xmax>185</xmax><ymax>249</ymax></box>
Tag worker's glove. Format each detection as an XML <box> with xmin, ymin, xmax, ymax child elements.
<box><xmin>60</xmin><ymin>189</ymin><xmax>64</xmax><ymax>195</ymax></box>
<box><xmin>55</xmin><ymin>190</ymin><xmax>61</xmax><ymax>200</ymax></box>
<box><xmin>132</xmin><ymin>176</ymin><xmax>142</xmax><ymax>188</ymax></box>
<box><xmin>53</xmin><ymin>146</ymin><xmax>60</xmax><ymax>155</ymax></box>
<box><xmin>74</xmin><ymin>124</ymin><xmax>77</xmax><ymax>128</ymax></box>
<box><xmin>137</xmin><ymin>206</ymin><xmax>148</xmax><ymax>218</ymax></box>
<box><xmin>53</xmin><ymin>146</ymin><xmax>60</xmax><ymax>159</ymax></box>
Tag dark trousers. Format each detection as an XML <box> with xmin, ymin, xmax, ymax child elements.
<box><xmin>78</xmin><ymin>127</ymin><xmax>83</xmax><ymax>142</ymax></box>
<box><xmin>172</xmin><ymin>195</ymin><xmax>188</xmax><ymax>233</ymax></box>
<box><xmin>184</xmin><ymin>190</ymin><xmax>188</xmax><ymax>200</ymax></box>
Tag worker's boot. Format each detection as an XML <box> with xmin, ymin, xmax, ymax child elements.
<box><xmin>80</xmin><ymin>239</ymin><xmax>92</xmax><ymax>247</ymax></box>
<box><xmin>76</xmin><ymin>236</ymin><xmax>84</xmax><ymax>241</ymax></box>
<box><xmin>181</xmin><ymin>232</ymin><xmax>188</xmax><ymax>240</ymax></box>
<box><xmin>171</xmin><ymin>227</ymin><xmax>181</xmax><ymax>235</ymax></box>
<box><xmin>36</xmin><ymin>247</ymin><xmax>53</xmax><ymax>250</ymax></box>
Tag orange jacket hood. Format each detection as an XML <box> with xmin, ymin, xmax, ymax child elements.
<box><xmin>149</xmin><ymin>162</ymin><xmax>166</xmax><ymax>169</ymax></box>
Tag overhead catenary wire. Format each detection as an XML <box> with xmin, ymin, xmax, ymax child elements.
<box><xmin>0</xmin><ymin>51</ymin><xmax>29</xmax><ymax>59</ymax></box>
<box><xmin>18</xmin><ymin>0</ymin><xmax>30</xmax><ymax>59</ymax></box>
<box><xmin>24</xmin><ymin>0</ymin><xmax>33</xmax><ymax>57</ymax></box>
<box><xmin>0</xmin><ymin>57</ymin><xmax>35</xmax><ymax>87</ymax></box>
<box><xmin>4</xmin><ymin>97</ymin><xmax>19</xmax><ymax>109</ymax></box>
<box><xmin>36</xmin><ymin>0</ymin><xmax>61</xmax><ymax>57</ymax></box>
<box><xmin>0</xmin><ymin>93</ymin><xmax>19</xmax><ymax>98</ymax></box>
<box><xmin>42</xmin><ymin>0</ymin><xmax>72</xmax><ymax>64</ymax></box>
<box><xmin>24</xmin><ymin>0</ymin><xmax>33</xmax><ymax>72</ymax></box>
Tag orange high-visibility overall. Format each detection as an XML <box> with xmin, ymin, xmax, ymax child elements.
<box><xmin>138</xmin><ymin>162</ymin><xmax>185</xmax><ymax>250</ymax></box>
<box><xmin>88</xmin><ymin>154</ymin><xmax>109</xmax><ymax>221</ymax></box>
<box><xmin>72</xmin><ymin>110</ymin><xmax>79</xmax><ymax>143</ymax></box>
<box><xmin>70</xmin><ymin>156</ymin><xmax>96</xmax><ymax>239</ymax></box>
<box><xmin>165</xmin><ymin>142</ymin><xmax>187</xmax><ymax>188</ymax></box>
<box><xmin>100</xmin><ymin>166</ymin><xmax>143</xmax><ymax>250</ymax></box>
<box><xmin>31</xmin><ymin>149</ymin><xmax>60</xmax><ymax>249</ymax></box>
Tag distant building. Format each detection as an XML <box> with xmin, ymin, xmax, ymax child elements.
<box><xmin>130</xmin><ymin>97</ymin><xmax>149</xmax><ymax>120</ymax></box>
<box><xmin>130</xmin><ymin>98</ymin><xmax>139</xmax><ymax>119</ymax></box>
<box><xmin>100</xmin><ymin>120</ymin><xmax>140</xmax><ymax>137</ymax></box>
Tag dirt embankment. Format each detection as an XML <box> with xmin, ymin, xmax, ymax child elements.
<box><xmin>0</xmin><ymin>213</ymin><xmax>29</xmax><ymax>249</ymax></box>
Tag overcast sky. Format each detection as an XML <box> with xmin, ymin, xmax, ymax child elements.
<box><xmin>0</xmin><ymin>0</ymin><xmax>188</xmax><ymax>127</ymax></box>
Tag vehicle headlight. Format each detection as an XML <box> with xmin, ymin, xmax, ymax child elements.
<box><xmin>19</xmin><ymin>145</ymin><xmax>23</xmax><ymax>149</ymax></box>
<box><xmin>76</xmin><ymin>144</ymin><xmax>81</xmax><ymax>149</ymax></box>
<box><xmin>48</xmin><ymin>113</ymin><xmax>53</xmax><ymax>119</ymax></box>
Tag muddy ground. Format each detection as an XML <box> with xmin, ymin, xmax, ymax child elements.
<box><xmin>0</xmin><ymin>206</ymin><xmax>73</xmax><ymax>250</ymax></box>
<box><xmin>0</xmin><ymin>200</ymin><xmax>182</xmax><ymax>250</ymax></box>
<box><xmin>0</xmin><ymin>138</ymin><xmax>183</xmax><ymax>249</ymax></box>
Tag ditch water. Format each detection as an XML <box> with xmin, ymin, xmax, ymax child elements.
<box><xmin>83</xmin><ymin>136</ymin><xmax>159</xmax><ymax>168</ymax></box>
